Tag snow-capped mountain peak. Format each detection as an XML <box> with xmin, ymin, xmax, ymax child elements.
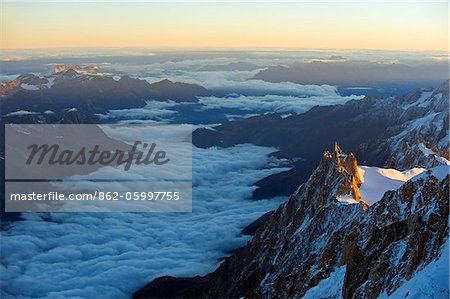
<box><xmin>158</xmin><ymin>146</ymin><xmax>449</xmax><ymax>299</ymax></box>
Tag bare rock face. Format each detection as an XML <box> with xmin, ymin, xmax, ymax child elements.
<box><xmin>0</xmin><ymin>80</ymin><xmax>21</xmax><ymax>97</ymax></box>
<box><xmin>331</xmin><ymin>144</ymin><xmax>364</xmax><ymax>206</ymax></box>
<box><xmin>195</xmin><ymin>148</ymin><xmax>448</xmax><ymax>298</ymax></box>
<box><xmin>52</xmin><ymin>64</ymin><xmax>99</xmax><ymax>75</ymax></box>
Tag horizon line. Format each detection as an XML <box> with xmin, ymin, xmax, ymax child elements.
<box><xmin>1</xmin><ymin>45</ymin><xmax>448</xmax><ymax>53</ymax></box>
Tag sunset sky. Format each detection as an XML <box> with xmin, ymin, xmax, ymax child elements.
<box><xmin>1</xmin><ymin>1</ymin><xmax>448</xmax><ymax>51</ymax></box>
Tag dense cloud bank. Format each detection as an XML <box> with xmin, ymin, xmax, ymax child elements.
<box><xmin>0</xmin><ymin>145</ymin><xmax>288</xmax><ymax>298</ymax></box>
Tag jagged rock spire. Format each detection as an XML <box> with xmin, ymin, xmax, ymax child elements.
<box><xmin>332</xmin><ymin>142</ymin><xmax>344</xmax><ymax>160</ymax></box>
<box><xmin>342</xmin><ymin>152</ymin><xmax>362</xmax><ymax>186</ymax></box>
<box><xmin>334</xmin><ymin>142</ymin><xmax>343</xmax><ymax>154</ymax></box>
<box><xmin>331</xmin><ymin>143</ymin><xmax>361</xmax><ymax>184</ymax></box>
<box><xmin>318</xmin><ymin>143</ymin><xmax>365</xmax><ymax>208</ymax></box>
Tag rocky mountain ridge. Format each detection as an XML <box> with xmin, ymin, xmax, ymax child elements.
<box><xmin>134</xmin><ymin>146</ymin><xmax>449</xmax><ymax>298</ymax></box>
<box><xmin>0</xmin><ymin>64</ymin><xmax>212</xmax><ymax>119</ymax></box>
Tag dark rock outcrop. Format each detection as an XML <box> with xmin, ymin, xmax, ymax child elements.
<box><xmin>241</xmin><ymin>211</ymin><xmax>274</xmax><ymax>236</ymax></box>
<box><xmin>133</xmin><ymin>276</ymin><xmax>209</xmax><ymax>299</ymax></box>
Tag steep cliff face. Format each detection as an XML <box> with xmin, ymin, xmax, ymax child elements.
<box><xmin>197</xmin><ymin>148</ymin><xmax>449</xmax><ymax>299</ymax></box>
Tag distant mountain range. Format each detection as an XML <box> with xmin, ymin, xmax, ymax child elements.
<box><xmin>0</xmin><ymin>64</ymin><xmax>212</xmax><ymax>119</ymax></box>
<box><xmin>253</xmin><ymin>60</ymin><xmax>449</xmax><ymax>95</ymax></box>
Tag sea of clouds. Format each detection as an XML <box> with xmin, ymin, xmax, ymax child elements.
<box><xmin>0</xmin><ymin>144</ymin><xmax>289</xmax><ymax>298</ymax></box>
<box><xmin>197</xmin><ymin>93</ymin><xmax>360</xmax><ymax>115</ymax></box>
<box><xmin>97</xmin><ymin>101</ymin><xmax>179</xmax><ymax>124</ymax></box>
<box><xmin>0</xmin><ymin>53</ymin><xmax>363</xmax><ymax>298</ymax></box>
<box><xmin>1</xmin><ymin>53</ymin><xmax>363</xmax><ymax>122</ymax></box>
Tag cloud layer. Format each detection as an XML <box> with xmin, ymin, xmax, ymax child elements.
<box><xmin>197</xmin><ymin>93</ymin><xmax>361</xmax><ymax>115</ymax></box>
<box><xmin>1</xmin><ymin>144</ymin><xmax>289</xmax><ymax>298</ymax></box>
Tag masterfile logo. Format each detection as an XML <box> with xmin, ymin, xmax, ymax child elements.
<box><xmin>25</xmin><ymin>141</ymin><xmax>170</xmax><ymax>171</ymax></box>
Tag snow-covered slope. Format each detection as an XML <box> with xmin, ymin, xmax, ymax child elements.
<box><xmin>337</xmin><ymin>164</ymin><xmax>426</xmax><ymax>206</ymax></box>
<box><xmin>378</xmin><ymin>239</ymin><xmax>449</xmax><ymax>299</ymax></box>
<box><xmin>410</xmin><ymin>165</ymin><xmax>450</xmax><ymax>183</ymax></box>
<box><xmin>357</xmin><ymin>166</ymin><xmax>425</xmax><ymax>205</ymax></box>
<box><xmin>302</xmin><ymin>266</ymin><xmax>347</xmax><ymax>299</ymax></box>
<box><xmin>387</xmin><ymin>82</ymin><xmax>449</xmax><ymax>170</ymax></box>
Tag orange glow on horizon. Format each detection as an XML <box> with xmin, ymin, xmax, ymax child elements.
<box><xmin>1</xmin><ymin>2</ymin><xmax>448</xmax><ymax>52</ymax></box>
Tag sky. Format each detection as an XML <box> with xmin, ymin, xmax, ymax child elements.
<box><xmin>0</xmin><ymin>1</ymin><xmax>448</xmax><ymax>51</ymax></box>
